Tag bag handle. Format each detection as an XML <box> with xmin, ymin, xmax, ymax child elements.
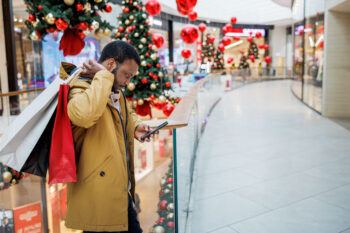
<box><xmin>64</xmin><ymin>67</ymin><xmax>83</xmax><ymax>84</ymax></box>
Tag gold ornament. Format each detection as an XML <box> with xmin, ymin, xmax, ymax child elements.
<box><xmin>138</xmin><ymin>99</ymin><xmax>144</xmax><ymax>105</ymax></box>
<box><xmin>2</xmin><ymin>171</ymin><xmax>13</xmax><ymax>183</ymax></box>
<box><xmin>32</xmin><ymin>19</ymin><xmax>39</xmax><ymax>27</ymax></box>
<box><xmin>30</xmin><ymin>31</ymin><xmax>39</xmax><ymax>41</ymax></box>
<box><xmin>140</xmin><ymin>55</ymin><xmax>145</xmax><ymax>59</ymax></box>
<box><xmin>136</xmin><ymin>71</ymin><xmax>140</xmax><ymax>75</ymax></box>
<box><xmin>150</xmin><ymin>83</ymin><xmax>157</xmax><ymax>90</ymax></box>
<box><xmin>160</xmin><ymin>178</ymin><xmax>166</xmax><ymax>185</ymax></box>
<box><xmin>91</xmin><ymin>21</ymin><xmax>99</xmax><ymax>30</ymax></box>
<box><xmin>84</xmin><ymin>3</ymin><xmax>92</xmax><ymax>12</ymax></box>
<box><xmin>151</xmin><ymin>54</ymin><xmax>157</xmax><ymax>60</ymax></box>
<box><xmin>44</xmin><ymin>13</ymin><xmax>56</xmax><ymax>25</ymax></box>
<box><xmin>140</xmin><ymin>25</ymin><xmax>144</xmax><ymax>29</ymax></box>
<box><xmin>11</xmin><ymin>179</ymin><xmax>17</xmax><ymax>185</ymax></box>
<box><xmin>158</xmin><ymin>72</ymin><xmax>163</xmax><ymax>77</ymax></box>
<box><xmin>153</xmin><ymin>226</ymin><xmax>165</xmax><ymax>233</ymax></box>
<box><xmin>122</xmin><ymin>38</ymin><xmax>127</xmax><ymax>42</ymax></box>
<box><xmin>159</xmin><ymin>95</ymin><xmax>166</xmax><ymax>103</ymax></box>
<box><xmin>138</xmin><ymin>44</ymin><xmax>143</xmax><ymax>49</ymax></box>
<box><xmin>152</xmin><ymin>45</ymin><xmax>157</xmax><ymax>50</ymax></box>
<box><xmin>132</xmin><ymin>100</ymin><xmax>138</xmax><ymax>108</ymax></box>
<box><xmin>134</xmin><ymin>33</ymin><xmax>139</xmax><ymax>38</ymax></box>
<box><xmin>125</xmin><ymin>20</ymin><xmax>130</xmax><ymax>25</ymax></box>
<box><xmin>167</xmin><ymin>203</ymin><xmax>174</xmax><ymax>211</ymax></box>
<box><xmin>141</xmin><ymin>38</ymin><xmax>147</xmax><ymax>44</ymax></box>
<box><xmin>64</xmin><ymin>0</ymin><xmax>75</xmax><ymax>6</ymax></box>
<box><xmin>127</xmin><ymin>82</ymin><xmax>136</xmax><ymax>91</ymax></box>
<box><xmin>104</xmin><ymin>28</ymin><xmax>111</xmax><ymax>36</ymax></box>
<box><xmin>133</xmin><ymin>2</ymin><xmax>138</xmax><ymax>6</ymax></box>
<box><xmin>141</xmin><ymin>61</ymin><xmax>147</xmax><ymax>66</ymax></box>
<box><xmin>95</xmin><ymin>0</ymin><xmax>103</xmax><ymax>2</ymax></box>
<box><xmin>0</xmin><ymin>182</ymin><xmax>4</xmax><ymax>189</ymax></box>
<box><xmin>167</xmin><ymin>213</ymin><xmax>174</xmax><ymax>220</ymax></box>
<box><xmin>129</xmin><ymin>15</ymin><xmax>134</xmax><ymax>20</ymax></box>
<box><xmin>163</xmin><ymin>188</ymin><xmax>170</xmax><ymax>194</ymax></box>
<box><xmin>142</xmin><ymin>14</ymin><xmax>147</xmax><ymax>19</ymax></box>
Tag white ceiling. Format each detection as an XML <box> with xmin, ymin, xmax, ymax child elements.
<box><xmin>158</xmin><ymin>0</ymin><xmax>292</xmax><ymax>25</ymax></box>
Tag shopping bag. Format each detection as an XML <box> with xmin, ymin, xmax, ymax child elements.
<box><xmin>0</xmin><ymin>67</ymin><xmax>81</xmax><ymax>178</ymax></box>
<box><xmin>48</xmin><ymin>84</ymin><xmax>77</xmax><ymax>184</ymax></box>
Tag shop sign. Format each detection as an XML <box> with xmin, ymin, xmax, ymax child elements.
<box><xmin>13</xmin><ymin>202</ymin><xmax>42</xmax><ymax>233</ymax></box>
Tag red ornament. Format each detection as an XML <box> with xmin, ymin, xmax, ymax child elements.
<box><xmin>231</xmin><ymin>17</ymin><xmax>237</xmax><ymax>24</ymax></box>
<box><xmin>55</xmin><ymin>18</ymin><xmax>69</xmax><ymax>31</ymax></box>
<box><xmin>258</xmin><ymin>44</ymin><xmax>265</xmax><ymax>49</ymax></box>
<box><xmin>147</xmin><ymin>32</ymin><xmax>151</xmax><ymax>36</ymax></box>
<box><xmin>249</xmin><ymin>55</ymin><xmax>255</xmax><ymax>62</ymax></box>
<box><xmin>264</xmin><ymin>44</ymin><xmax>269</xmax><ymax>50</ymax></box>
<box><xmin>136</xmin><ymin>101</ymin><xmax>152</xmax><ymax>117</ymax></box>
<box><xmin>222</xmin><ymin>24</ymin><xmax>233</xmax><ymax>34</ymax></box>
<box><xmin>176</xmin><ymin>0</ymin><xmax>197</xmax><ymax>15</ymax></box>
<box><xmin>165</xmin><ymin>81</ymin><xmax>171</xmax><ymax>88</ymax></box>
<box><xmin>247</xmin><ymin>36</ymin><xmax>253</xmax><ymax>43</ymax></box>
<box><xmin>156</xmin><ymin>63</ymin><xmax>161</xmax><ymax>68</ymax></box>
<box><xmin>233</xmin><ymin>36</ymin><xmax>240</xmax><ymax>41</ymax></box>
<box><xmin>152</xmin><ymin>33</ymin><xmax>165</xmax><ymax>48</ymax></box>
<box><xmin>167</xmin><ymin>221</ymin><xmax>175</xmax><ymax>228</ymax></box>
<box><xmin>255</xmin><ymin>31</ymin><xmax>262</xmax><ymax>38</ymax></box>
<box><xmin>77</xmin><ymin>31</ymin><xmax>86</xmax><ymax>40</ymax></box>
<box><xmin>181</xmin><ymin>49</ymin><xmax>191</xmax><ymax>59</ymax></box>
<box><xmin>167</xmin><ymin>177</ymin><xmax>173</xmax><ymax>183</ymax></box>
<box><xmin>188</xmin><ymin>11</ymin><xmax>198</xmax><ymax>21</ymax></box>
<box><xmin>59</xmin><ymin>29</ymin><xmax>85</xmax><ymax>56</ymax></box>
<box><xmin>159</xmin><ymin>200</ymin><xmax>168</xmax><ymax>210</ymax></box>
<box><xmin>145</xmin><ymin>0</ymin><xmax>161</xmax><ymax>16</ymax></box>
<box><xmin>153</xmin><ymin>75</ymin><xmax>159</xmax><ymax>80</ymax></box>
<box><xmin>218</xmin><ymin>43</ymin><xmax>225</xmax><ymax>52</ymax></box>
<box><xmin>28</xmin><ymin>14</ymin><xmax>36</xmax><ymax>22</ymax></box>
<box><xmin>265</xmin><ymin>56</ymin><xmax>272</xmax><ymax>64</ymax></box>
<box><xmin>147</xmin><ymin>63</ymin><xmax>152</xmax><ymax>68</ymax></box>
<box><xmin>76</xmin><ymin>3</ymin><xmax>84</xmax><ymax>12</ymax></box>
<box><xmin>222</xmin><ymin>36</ymin><xmax>231</xmax><ymax>46</ymax></box>
<box><xmin>141</xmin><ymin>78</ymin><xmax>148</xmax><ymax>84</ymax></box>
<box><xmin>146</xmin><ymin>52</ymin><xmax>150</xmax><ymax>57</ymax></box>
<box><xmin>208</xmin><ymin>35</ymin><xmax>215</xmax><ymax>43</ymax></box>
<box><xmin>158</xmin><ymin>217</ymin><xmax>165</xmax><ymax>224</ymax></box>
<box><xmin>163</xmin><ymin>103</ymin><xmax>175</xmax><ymax>117</ymax></box>
<box><xmin>227</xmin><ymin>57</ymin><xmax>234</xmax><ymax>64</ymax></box>
<box><xmin>105</xmin><ymin>4</ymin><xmax>112</xmax><ymax>13</ymax></box>
<box><xmin>148</xmin><ymin>72</ymin><xmax>154</xmax><ymax>77</ymax></box>
<box><xmin>46</xmin><ymin>27</ymin><xmax>56</xmax><ymax>33</ymax></box>
<box><xmin>123</xmin><ymin>7</ymin><xmax>130</xmax><ymax>13</ymax></box>
<box><xmin>38</xmin><ymin>5</ymin><xmax>43</xmax><ymax>11</ymax></box>
<box><xmin>180</xmin><ymin>26</ymin><xmax>199</xmax><ymax>44</ymax></box>
<box><xmin>77</xmin><ymin>22</ymin><xmax>88</xmax><ymax>31</ymax></box>
<box><xmin>198</xmin><ymin>23</ymin><xmax>206</xmax><ymax>32</ymax></box>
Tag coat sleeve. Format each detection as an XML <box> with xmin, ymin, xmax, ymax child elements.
<box><xmin>68</xmin><ymin>70</ymin><xmax>114</xmax><ymax>128</ymax></box>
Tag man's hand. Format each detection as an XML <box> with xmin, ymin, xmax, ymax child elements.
<box><xmin>81</xmin><ymin>60</ymin><xmax>106</xmax><ymax>78</ymax></box>
<box><xmin>134</xmin><ymin>124</ymin><xmax>151</xmax><ymax>142</ymax></box>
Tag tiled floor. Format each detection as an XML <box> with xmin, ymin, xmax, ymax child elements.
<box><xmin>189</xmin><ymin>80</ymin><xmax>350</xmax><ymax>233</ymax></box>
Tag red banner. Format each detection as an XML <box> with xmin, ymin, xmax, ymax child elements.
<box><xmin>13</xmin><ymin>202</ymin><xmax>43</xmax><ymax>233</ymax></box>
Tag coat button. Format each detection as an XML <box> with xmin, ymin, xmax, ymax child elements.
<box><xmin>100</xmin><ymin>171</ymin><xmax>105</xmax><ymax>177</ymax></box>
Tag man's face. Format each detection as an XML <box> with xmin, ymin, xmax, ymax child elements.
<box><xmin>3</xmin><ymin>218</ymin><xmax>8</xmax><ymax>225</ymax></box>
<box><xmin>115</xmin><ymin>59</ymin><xmax>139</xmax><ymax>88</ymax></box>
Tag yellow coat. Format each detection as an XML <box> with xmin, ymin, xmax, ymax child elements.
<box><xmin>60</xmin><ymin>63</ymin><xmax>141</xmax><ymax>232</ymax></box>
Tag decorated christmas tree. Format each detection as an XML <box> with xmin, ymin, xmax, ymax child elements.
<box><xmin>201</xmin><ymin>33</ymin><xmax>215</xmax><ymax>64</ymax></box>
<box><xmin>152</xmin><ymin>162</ymin><xmax>175</xmax><ymax>233</ymax></box>
<box><xmin>248</xmin><ymin>40</ymin><xmax>259</xmax><ymax>61</ymax></box>
<box><xmin>114</xmin><ymin>0</ymin><xmax>172</xmax><ymax>117</ymax></box>
<box><xmin>0</xmin><ymin>163</ymin><xmax>24</xmax><ymax>191</ymax></box>
<box><xmin>212</xmin><ymin>49</ymin><xmax>225</xmax><ymax>70</ymax></box>
<box><xmin>238</xmin><ymin>55</ymin><xmax>250</xmax><ymax>70</ymax></box>
<box><xmin>24</xmin><ymin>0</ymin><xmax>114</xmax><ymax>56</ymax></box>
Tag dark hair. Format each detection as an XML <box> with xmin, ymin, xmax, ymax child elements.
<box><xmin>98</xmin><ymin>40</ymin><xmax>141</xmax><ymax>65</ymax></box>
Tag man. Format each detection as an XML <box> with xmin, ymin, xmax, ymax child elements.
<box><xmin>63</xmin><ymin>41</ymin><xmax>149</xmax><ymax>233</ymax></box>
<box><xmin>0</xmin><ymin>217</ymin><xmax>12</xmax><ymax>233</ymax></box>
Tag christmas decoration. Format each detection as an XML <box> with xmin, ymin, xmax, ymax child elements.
<box><xmin>176</xmin><ymin>0</ymin><xmax>197</xmax><ymax>15</ymax></box>
<box><xmin>145</xmin><ymin>0</ymin><xmax>161</xmax><ymax>16</ymax></box>
<box><xmin>233</xmin><ymin>36</ymin><xmax>240</xmax><ymax>41</ymax></box>
<box><xmin>255</xmin><ymin>31</ymin><xmax>262</xmax><ymax>38</ymax></box>
<box><xmin>152</xmin><ymin>161</ymin><xmax>175</xmax><ymax>232</ymax></box>
<box><xmin>239</xmin><ymin>55</ymin><xmax>250</xmax><ymax>70</ymax></box>
<box><xmin>218</xmin><ymin>43</ymin><xmax>225</xmax><ymax>52</ymax></box>
<box><xmin>0</xmin><ymin>162</ymin><xmax>24</xmax><ymax>191</ymax></box>
<box><xmin>227</xmin><ymin>57</ymin><xmax>234</xmax><ymax>64</ymax></box>
<box><xmin>247</xmin><ymin>36</ymin><xmax>253</xmax><ymax>43</ymax></box>
<box><xmin>212</xmin><ymin>48</ymin><xmax>225</xmax><ymax>70</ymax></box>
<box><xmin>114</xmin><ymin>0</ymin><xmax>173</xmax><ymax>116</ymax></box>
<box><xmin>231</xmin><ymin>16</ymin><xmax>237</xmax><ymax>24</ymax></box>
<box><xmin>188</xmin><ymin>11</ymin><xmax>198</xmax><ymax>21</ymax></box>
<box><xmin>180</xmin><ymin>25</ymin><xmax>199</xmax><ymax>44</ymax></box>
<box><xmin>248</xmin><ymin>40</ymin><xmax>259</xmax><ymax>61</ymax></box>
<box><xmin>152</xmin><ymin>33</ymin><xmax>165</xmax><ymax>48</ymax></box>
<box><xmin>24</xmin><ymin>0</ymin><xmax>114</xmax><ymax>56</ymax></box>
<box><xmin>222</xmin><ymin>36</ymin><xmax>231</xmax><ymax>46</ymax></box>
<box><xmin>222</xmin><ymin>24</ymin><xmax>232</xmax><ymax>34</ymax></box>
<box><xmin>201</xmin><ymin>33</ymin><xmax>215</xmax><ymax>63</ymax></box>
<box><xmin>198</xmin><ymin>23</ymin><xmax>206</xmax><ymax>32</ymax></box>
<box><xmin>181</xmin><ymin>49</ymin><xmax>191</xmax><ymax>59</ymax></box>
<box><xmin>265</xmin><ymin>56</ymin><xmax>272</xmax><ymax>64</ymax></box>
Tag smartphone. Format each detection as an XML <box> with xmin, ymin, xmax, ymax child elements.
<box><xmin>141</xmin><ymin>121</ymin><xmax>168</xmax><ymax>141</ymax></box>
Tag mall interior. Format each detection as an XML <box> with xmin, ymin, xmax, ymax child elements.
<box><xmin>1</xmin><ymin>0</ymin><xmax>350</xmax><ymax>233</ymax></box>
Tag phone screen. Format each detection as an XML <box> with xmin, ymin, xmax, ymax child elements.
<box><xmin>141</xmin><ymin>121</ymin><xmax>168</xmax><ymax>141</ymax></box>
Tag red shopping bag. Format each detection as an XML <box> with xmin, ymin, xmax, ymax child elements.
<box><xmin>49</xmin><ymin>84</ymin><xmax>77</xmax><ymax>184</ymax></box>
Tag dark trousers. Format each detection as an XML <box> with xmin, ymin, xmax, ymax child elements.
<box><xmin>83</xmin><ymin>195</ymin><xmax>143</xmax><ymax>233</ymax></box>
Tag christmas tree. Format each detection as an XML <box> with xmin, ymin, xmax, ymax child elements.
<box><xmin>152</xmin><ymin>162</ymin><xmax>175</xmax><ymax>233</ymax></box>
<box><xmin>238</xmin><ymin>55</ymin><xmax>250</xmax><ymax>70</ymax></box>
<box><xmin>0</xmin><ymin>163</ymin><xmax>24</xmax><ymax>191</ymax></box>
<box><xmin>212</xmin><ymin>49</ymin><xmax>224</xmax><ymax>70</ymax></box>
<box><xmin>201</xmin><ymin>33</ymin><xmax>215</xmax><ymax>64</ymax></box>
<box><xmin>248</xmin><ymin>40</ymin><xmax>259</xmax><ymax>61</ymax></box>
<box><xmin>114</xmin><ymin>0</ymin><xmax>172</xmax><ymax>116</ymax></box>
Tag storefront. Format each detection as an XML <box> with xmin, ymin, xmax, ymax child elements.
<box><xmin>291</xmin><ymin>0</ymin><xmax>325</xmax><ymax>113</ymax></box>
